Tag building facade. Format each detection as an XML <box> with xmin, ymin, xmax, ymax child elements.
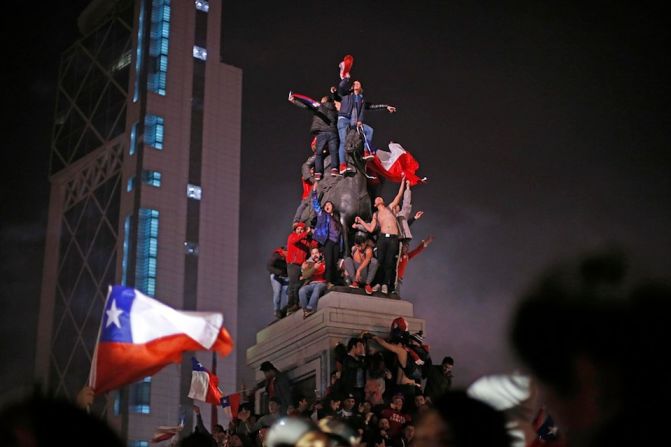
<box><xmin>35</xmin><ymin>0</ymin><xmax>241</xmax><ymax>442</ymax></box>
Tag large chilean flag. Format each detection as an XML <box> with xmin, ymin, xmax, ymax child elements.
<box><xmin>89</xmin><ymin>286</ymin><xmax>234</xmax><ymax>395</ymax></box>
<box><xmin>367</xmin><ymin>142</ymin><xmax>425</xmax><ymax>186</ymax></box>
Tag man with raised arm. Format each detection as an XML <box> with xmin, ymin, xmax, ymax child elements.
<box><xmin>354</xmin><ymin>177</ymin><xmax>406</xmax><ymax>295</ymax></box>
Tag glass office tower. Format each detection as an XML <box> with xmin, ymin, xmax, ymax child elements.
<box><xmin>35</xmin><ymin>0</ymin><xmax>241</xmax><ymax>442</ymax></box>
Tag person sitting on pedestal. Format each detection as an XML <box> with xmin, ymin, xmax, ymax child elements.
<box><xmin>298</xmin><ymin>247</ymin><xmax>328</xmax><ymax>319</ymax></box>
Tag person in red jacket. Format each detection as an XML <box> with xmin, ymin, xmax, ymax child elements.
<box><xmin>396</xmin><ymin>236</ymin><xmax>433</xmax><ymax>295</ymax></box>
<box><xmin>285</xmin><ymin>222</ymin><xmax>312</xmax><ymax>315</ymax></box>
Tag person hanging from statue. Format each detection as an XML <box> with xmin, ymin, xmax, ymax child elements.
<box><xmin>353</xmin><ymin>175</ymin><xmax>406</xmax><ymax>296</ymax></box>
<box><xmin>311</xmin><ymin>180</ymin><xmax>345</xmax><ymax>288</ymax></box>
<box><xmin>335</xmin><ymin>54</ymin><xmax>397</xmax><ymax>175</ymax></box>
<box><xmin>288</xmin><ymin>90</ymin><xmax>340</xmax><ymax>179</ymax></box>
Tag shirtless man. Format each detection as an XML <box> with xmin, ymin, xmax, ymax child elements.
<box><xmin>354</xmin><ymin>177</ymin><xmax>406</xmax><ymax>295</ymax></box>
<box><xmin>365</xmin><ymin>330</ymin><xmax>419</xmax><ymax>405</ymax></box>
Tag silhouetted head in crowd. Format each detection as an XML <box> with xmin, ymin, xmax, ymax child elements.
<box><xmin>509</xmin><ymin>247</ymin><xmax>671</xmax><ymax>445</ymax></box>
<box><xmin>414</xmin><ymin>391</ymin><xmax>511</xmax><ymax>447</ymax></box>
<box><xmin>0</xmin><ymin>392</ymin><xmax>124</xmax><ymax>447</ymax></box>
<box><xmin>179</xmin><ymin>431</ymin><xmax>217</xmax><ymax>447</ymax></box>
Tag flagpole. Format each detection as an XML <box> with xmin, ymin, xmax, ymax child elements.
<box><xmin>211</xmin><ymin>351</ymin><xmax>218</xmax><ymax>432</ymax></box>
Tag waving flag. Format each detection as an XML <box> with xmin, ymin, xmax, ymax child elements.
<box><xmin>151</xmin><ymin>424</ymin><xmax>183</xmax><ymax>444</ymax></box>
<box><xmin>89</xmin><ymin>286</ymin><xmax>234</xmax><ymax>395</ymax></box>
<box><xmin>288</xmin><ymin>91</ymin><xmax>320</xmax><ymax>109</ymax></box>
<box><xmin>367</xmin><ymin>142</ymin><xmax>426</xmax><ymax>186</ymax></box>
<box><xmin>189</xmin><ymin>357</ymin><xmax>223</xmax><ymax>404</ymax></box>
<box><xmin>221</xmin><ymin>392</ymin><xmax>242</xmax><ymax>419</ymax></box>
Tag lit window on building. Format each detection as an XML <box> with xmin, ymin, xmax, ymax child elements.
<box><xmin>145</xmin><ymin>115</ymin><xmax>165</xmax><ymax>150</ymax></box>
<box><xmin>195</xmin><ymin>0</ymin><xmax>209</xmax><ymax>12</ymax></box>
<box><xmin>193</xmin><ymin>46</ymin><xmax>207</xmax><ymax>61</ymax></box>
<box><xmin>122</xmin><ymin>215</ymin><xmax>131</xmax><ymax>286</ymax></box>
<box><xmin>148</xmin><ymin>0</ymin><xmax>171</xmax><ymax>95</ymax></box>
<box><xmin>129</xmin><ymin>376</ymin><xmax>152</xmax><ymax>414</ymax></box>
<box><xmin>127</xmin><ymin>176</ymin><xmax>136</xmax><ymax>192</ymax></box>
<box><xmin>142</xmin><ymin>170</ymin><xmax>162</xmax><ymax>187</ymax></box>
<box><xmin>137</xmin><ymin>208</ymin><xmax>159</xmax><ymax>297</ymax></box>
<box><xmin>129</xmin><ymin>121</ymin><xmax>139</xmax><ymax>155</ymax></box>
<box><xmin>184</xmin><ymin>242</ymin><xmax>200</xmax><ymax>256</ymax></box>
<box><xmin>133</xmin><ymin>0</ymin><xmax>146</xmax><ymax>102</ymax></box>
<box><xmin>186</xmin><ymin>184</ymin><xmax>202</xmax><ymax>200</ymax></box>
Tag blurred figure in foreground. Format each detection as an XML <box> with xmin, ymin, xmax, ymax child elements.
<box><xmin>414</xmin><ymin>390</ymin><xmax>511</xmax><ymax>447</ymax></box>
<box><xmin>510</xmin><ymin>247</ymin><xmax>670</xmax><ymax>446</ymax></box>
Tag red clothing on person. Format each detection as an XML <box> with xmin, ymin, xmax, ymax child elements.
<box><xmin>397</xmin><ymin>243</ymin><xmax>426</xmax><ymax>280</ymax></box>
<box><xmin>301</xmin><ymin>178</ymin><xmax>312</xmax><ymax>200</ymax></box>
<box><xmin>287</xmin><ymin>231</ymin><xmax>311</xmax><ymax>265</ymax></box>
<box><xmin>308</xmin><ymin>262</ymin><xmax>326</xmax><ymax>283</ymax></box>
<box><xmin>380</xmin><ymin>407</ymin><xmax>411</xmax><ymax>439</ymax></box>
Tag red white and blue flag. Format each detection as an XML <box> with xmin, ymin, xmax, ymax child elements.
<box><xmin>89</xmin><ymin>285</ymin><xmax>234</xmax><ymax>395</ymax></box>
<box><xmin>188</xmin><ymin>357</ymin><xmax>223</xmax><ymax>405</ymax></box>
<box><xmin>221</xmin><ymin>392</ymin><xmax>242</xmax><ymax>419</ymax></box>
<box><xmin>367</xmin><ymin>142</ymin><xmax>426</xmax><ymax>186</ymax></box>
<box><xmin>289</xmin><ymin>91</ymin><xmax>320</xmax><ymax>109</ymax></box>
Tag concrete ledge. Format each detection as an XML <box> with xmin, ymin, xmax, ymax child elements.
<box><xmin>246</xmin><ymin>290</ymin><xmax>424</xmax><ymax>393</ymax></box>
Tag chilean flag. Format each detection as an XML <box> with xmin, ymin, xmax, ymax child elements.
<box><xmin>89</xmin><ymin>286</ymin><xmax>234</xmax><ymax>395</ymax></box>
<box><xmin>188</xmin><ymin>357</ymin><xmax>223</xmax><ymax>405</ymax></box>
<box><xmin>221</xmin><ymin>392</ymin><xmax>242</xmax><ymax>419</ymax></box>
<box><xmin>367</xmin><ymin>142</ymin><xmax>426</xmax><ymax>186</ymax></box>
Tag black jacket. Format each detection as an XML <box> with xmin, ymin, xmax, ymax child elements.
<box><xmin>310</xmin><ymin>100</ymin><xmax>338</xmax><ymax>134</ymax></box>
<box><xmin>267</xmin><ymin>250</ymin><xmax>288</xmax><ymax>277</ymax></box>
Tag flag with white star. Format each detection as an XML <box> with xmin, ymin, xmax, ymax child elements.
<box><xmin>89</xmin><ymin>285</ymin><xmax>234</xmax><ymax>394</ymax></box>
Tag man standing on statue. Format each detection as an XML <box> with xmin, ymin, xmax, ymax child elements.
<box><xmin>335</xmin><ymin>67</ymin><xmax>396</xmax><ymax>175</ymax></box>
<box><xmin>354</xmin><ymin>176</ymin><xmax>406</xmax><ymax>295</ymax></box>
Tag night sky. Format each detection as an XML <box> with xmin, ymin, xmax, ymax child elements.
<box><xmin>2</xmin><ymin>1</ymin><xmax>670</xmax><ymax>404</ymax></box>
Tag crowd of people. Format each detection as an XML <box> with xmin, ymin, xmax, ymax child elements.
<box><xmin>187</xmin><ymin>316</ymin><xmax>459</xmax><ymax>447</ymax></box>
<box><xmin>196</xmin><ymin>249</ymin><xmax>671</xmax><ymax>447</ymax></box>
<box><xmin>268</xmin><ymin>55</ymin><xmax>432</xmax><ymax>320</ymax></box>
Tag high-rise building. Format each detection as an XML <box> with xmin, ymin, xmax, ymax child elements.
<box><xmin>35</xmin><ymin>0</ymin><xmax>241</xmax><ymax>442</ymax></box>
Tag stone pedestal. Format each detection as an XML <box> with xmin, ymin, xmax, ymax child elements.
<box><xmin>246</xmin><ymin>291</ymin><xmax>425</xmax><ymax>397</ymax></box>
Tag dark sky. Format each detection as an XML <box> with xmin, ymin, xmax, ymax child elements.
<box><xmin>2</xmin><ymin>0</ymin><xmax>670</xmax><ymax>402</ymax></box>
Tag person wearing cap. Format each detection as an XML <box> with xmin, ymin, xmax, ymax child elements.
<box><xmin>259</xmin><ymin>361</ymin><xmax>292</xmax><ymax>416</ymax></box>
<box><xmin>366</xmin><ymin>318</ymin><xmax>420</xmax><ymax>403</ymax></box>
<box><xmin>337</xmin><ymin>392</ymin><xmax>358</xmax><ymax>421</ymax></box>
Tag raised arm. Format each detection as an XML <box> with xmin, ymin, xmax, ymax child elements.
<box><xmin>311</xmin><ymin>189</ymin><xmax>323</xmax><ymax>215</ymax></box>
<box><xmin>399</xmin><ymin>180</ymin><xmax>412</xmax><ymax>217</ymax></box>
<box><xmin>365</xmin><ymin>102</ymin><xmax>397</xmax><ymax>113</ymax></box>
<box><xmin>388</xmin><ymin>176</ymin><xmax>406</xmax><ymax>211</ymax></box>
<box><xmin>354</xmin><ymin>214</ymin><xmax>378</xmax><ymax>233</ymax></box>
<box><xmin>337</xmin><ymin>77</ymin><xmax>352</xmax><ymax>96</ymax></box>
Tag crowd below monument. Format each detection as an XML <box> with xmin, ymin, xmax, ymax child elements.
<box><xmin>2</xmin><ymin>55</ymin><xmax>668</xmax><ymax>447</ymax></box>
